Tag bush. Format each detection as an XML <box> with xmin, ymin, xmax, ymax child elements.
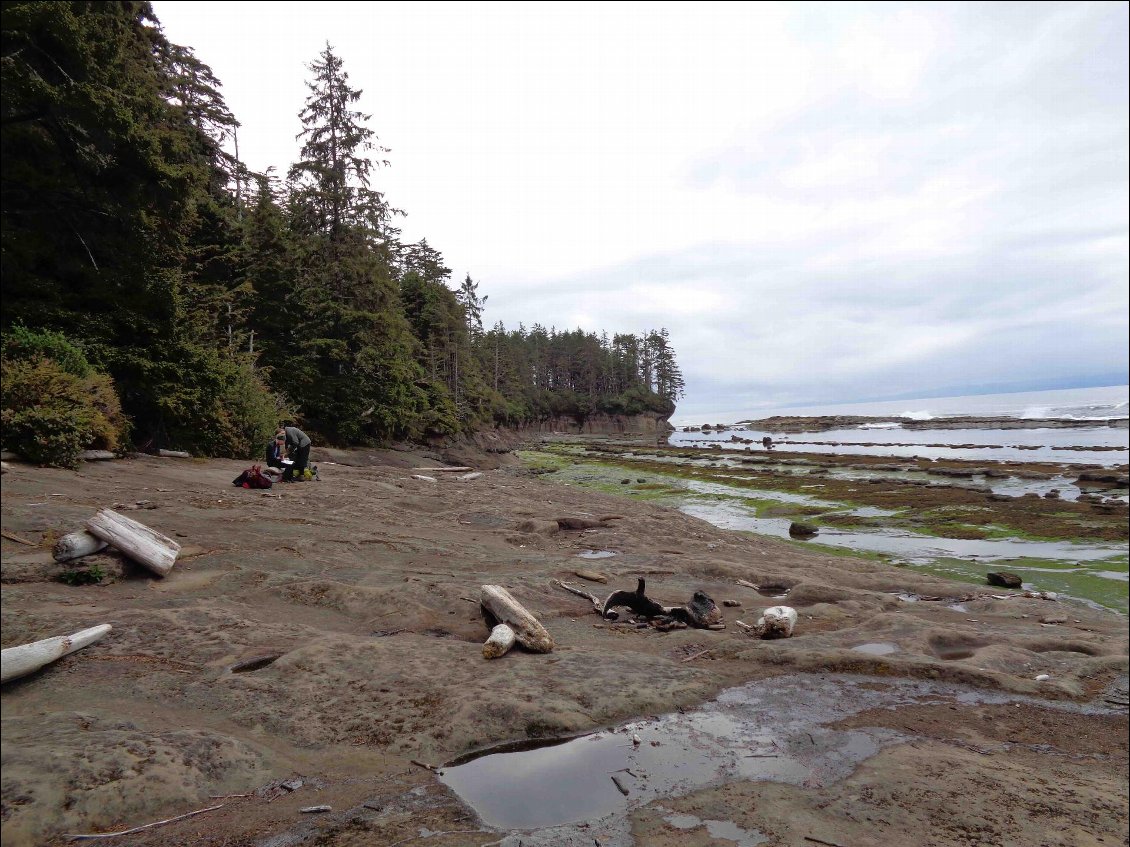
<box><xmin>145</xmin><ymin>348</ymin><xmax>286</xmax><ymax>458</ymax></box>
<box><xmin>1</xmin><ymin>328</ymin><xmax>130</xmax><ymax>468</ymax></box>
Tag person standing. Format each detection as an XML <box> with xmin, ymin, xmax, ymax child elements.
<box><xmin>278</xmin><ymin>425</ymin><xmax>312</xmax><ymax>481</ymax></box>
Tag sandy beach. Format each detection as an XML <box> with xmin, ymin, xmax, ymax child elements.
<box><xmin>1</xmin><ymin>441</ymin><xmax>1127</xmax><ymax>846</ymax></box>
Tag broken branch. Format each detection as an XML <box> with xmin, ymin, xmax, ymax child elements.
<box><xmin>65</xmin><ymin>803</ymin><xmax>224</xmax><ymax>840</ymax></box>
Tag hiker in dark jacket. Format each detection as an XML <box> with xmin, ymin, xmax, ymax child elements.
<box><xmin>278</xmin><ymin>426</ymin><xmax>311</xmax><ymax>481</ymax></box>
<box><xmin>265</xmin><ymin>433</ymin><xmax>286</xmax><ymax>469</ymax></box>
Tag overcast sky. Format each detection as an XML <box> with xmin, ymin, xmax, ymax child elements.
<box><xmin>153</xmin><ymin>1</ymin><xmax>1128</xmax><ymax>421</ymax></box>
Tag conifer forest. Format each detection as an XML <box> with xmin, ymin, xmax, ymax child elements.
<box><xmin>0</xmin><ymin>2</ymin><xmax>683</xmax><ymax>465</ymax></box>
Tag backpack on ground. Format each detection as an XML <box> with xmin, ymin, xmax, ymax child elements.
<box><xmin>232</xmin><ymin>464</ymin><xmax>273</xmax><ymax>489</ymax></box>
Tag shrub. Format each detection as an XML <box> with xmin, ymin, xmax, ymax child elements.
<box><xmin>1</xmin><ymin>328</ymin><xmax>130</xmax><ymax>467</ymax></box>
<box><xmin>138</xmin><ymin>345</ymin><xmax>287</xmax><ymax>458</ymax></box>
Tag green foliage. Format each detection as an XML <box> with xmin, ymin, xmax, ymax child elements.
<box><xmin>59</xmin><ymin>564</ymin><xmax>105</xmax><ymax>586</ymax></box>
<box><xmin>1</xmin><ymin>352</ymin><xmax>129</xmax><ymax>468</ymax></box>
<box><xmin>2</xmin><ymin>325</ymin><xmax>92</xmax><ymax>377</ymax></box>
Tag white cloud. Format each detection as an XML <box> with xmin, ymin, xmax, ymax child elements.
<box><xmin>152</xmin><ymin>1</ymin><xmax>1129</xmax><ymax>419</ymax></box>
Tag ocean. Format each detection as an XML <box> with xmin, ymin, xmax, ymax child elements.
<box><xmin>673</xmin><ymin>385</ymin><xmax>1129</xmax><ymax>426</ymax></box>
<box><xmin>670</xmin><ymin>385</ymin><xmax>1129</xmax><ymax>467</ymax></box>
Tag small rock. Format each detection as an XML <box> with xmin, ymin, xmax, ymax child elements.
<box><xmin>788</xmin><ymin>522</ymin><xmax>818</xmax><ymax>539</ymax></box>
<box><xmin>1034</xmin><ymin>674</ymin><xmax>1051</xmax><ymax>682</ymax></box>
<box><xmin>1039</xmin><ymin>615</ymin><xmax>1067</xmax><ymax>625</ymax></box>
<box><xmin>986</xmin><ymin>571</ymin><xmax>1022</xmax><ymax>589</ymax></box>
<box><xmin>722</xmin><ymin>599</ymin><xmax>742</xmax><ymax>607</ymax></box>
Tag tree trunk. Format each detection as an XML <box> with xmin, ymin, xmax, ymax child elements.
<box><xmin>479</xmin><ymin>585</ymin><xmax>553</xmax><ymax>653</ymax></box>
<box><xmin>85</xmin><ymin>509</ymin><xmax>180</xmax><ymax>577</ymax></box>
<box><xmin>1</xmin><ymin>624</ymin><xmax>112</xmax><ymax>684</ymax></box>
<box><xmin>53</xmin><ymin>531</ymin><xmax>108</xmax><ymax>563</ymax></box>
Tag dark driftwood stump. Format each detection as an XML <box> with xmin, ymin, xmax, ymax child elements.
<box><xmin>600</xmin><ymin>579</ymin><xmax>724</xmax><ymax>630</ymax></box>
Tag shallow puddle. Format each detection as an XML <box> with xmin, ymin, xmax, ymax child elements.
<box><xmin>439</xmin><ymin>673</ymin><xmax>1120</xmax><ymax>835</ymax></box>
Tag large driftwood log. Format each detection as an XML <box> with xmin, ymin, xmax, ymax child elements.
<box><xmin>1</xmin><ymin>624</ymin><xmax>112</xmax><ymax>684</ymax></box>
<box><xmin>85</xmin><ymin>509</ymin><xmax>180</xmax><ymax>577</ymax></box>
<box><xmin>157</xmin><ymin>449</ymin><xmax>192</xmax><ymax>459</ymax></box>
<box><xmin>480</xmin><ymin>585</ymin><xmax>553</xmax><ymax>653</ymax></box>
<box><xmin>482</xmin><ymin>623</ymin><xmax>516</xmax><ymax>659</ymax></box>
<box><xmin>53</xmin><ymin>531</ymin><xmax>108</xmax><ymax>563</ymax></box>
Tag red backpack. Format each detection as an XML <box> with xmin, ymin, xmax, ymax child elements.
<box><xmin>232</xmin><ymin>464</ymin><xmax>273</xmax><ymax>489</ymax></box>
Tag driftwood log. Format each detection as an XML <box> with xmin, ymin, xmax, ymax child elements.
<box><xmin>411</xmin><ymin>466</ymin><xmax>474</xmax><ymax>473</ymax></box>
<box><xmin>53</xmin><ymin>531</ymin><xmax>108</xmax><ymax>563</ymax></box>
<box><xmin>482</xmin><ymin>623</ymin><xmax>517</xmax><ymax>659</ymax></box>
<box><xmin>757</xmin><ymin>605</ymin><xmax>797</xmax><ymax>638</ymax></box>
<box><xmin>480</xmin><ymin>585</ymin><xmax>553</xmax><ymax>653</ymax></box>
<box><xmin>78</xmin><ymin>450</ymin><xmax>116</xmax><ymax>461</ymax></box>
<box><xmin>85</xmin><ymin>509</ymin><xmax>180</xmax><ymax>577</ymax></box>
<box><xmin>736</xmin><ymin>606</ymin><xmax>798</xmax><ymax>639</ymax></box>
<box><xmin>157</xmin><ymin>449</ymin><xmax>192</xmax><ymax>459</ymax></box>
<box><xmin>1</xmin><ymin>624</ymin><xmax>112</xmax><ymax>684</ymax></box>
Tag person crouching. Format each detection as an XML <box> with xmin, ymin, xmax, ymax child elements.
<box><xmin>278</xmin><ymin>425</ymin><xmax>311</xmax><ymax>482</ymax></box>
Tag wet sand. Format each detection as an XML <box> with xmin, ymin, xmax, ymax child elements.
<box><xmin>0</xmin><ymin>444</ymin><xmax>1127</xmax><ymax>846</ymax></box>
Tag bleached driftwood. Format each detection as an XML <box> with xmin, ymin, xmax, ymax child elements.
<box><xmin>410</xmin><ymin>474</ymin><xmax>437</xmax><ymax>482</ymax></box>
<box><xmin>458</xmin><ymin>472</ymin><xmax>483</xmax><ymax>481</ymax></box>
<box><xmin>1</xmin><ymin>624</ymin><xmax>112</xmax><ymax>684</ymax></box>
<box><xmin>53</xmin><ymin>531</ymin><xmax>108</xmax><ymax>563</ymax></box>
<box><xmin>480</xmin><ymin>585</ymin><xmax>553</xmax><ymax>653</ymax></box>
<box><xmin>552</xmin><ymin>578</ymin><xmax>602</xmax><ymax>613</ymax></box>
<box><xmin>157</xmin><ymin>449</ymin><xmax>192</xmax><ymax>459</ymax></box>
<box><xmin>412</xmin><ymin>466</ymin><xmax>474</xmax><ymax>473</ymax></box>
<box><xmin>482</xmin><ymin>623</ymin><xmax>517</xmax><ymax>659</ymax></box>
<box><xmin>78</xmin><ymin>450</ymin><xmax>116</xmax><ymax>461</ymax></box>
<box><xmin>755</xmin><ymin>605</ymin><xmax>797</xmax><ymax>639</ymax></box>
<box><xmin>85</xmin><ymin>509</ymin><xmax>180</xmax><ymax>577</ymax></box>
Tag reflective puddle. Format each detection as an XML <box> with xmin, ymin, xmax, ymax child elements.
<box><xmin>439</xmin><ymin>674</ymin><xmax>1109</xmax><ymax>833</ymax></box>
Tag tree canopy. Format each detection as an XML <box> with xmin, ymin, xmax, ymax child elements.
<box><xmin>0</xmin><ymin>3</ymin><xmax>683</xmax><ymax>459</ymax></box>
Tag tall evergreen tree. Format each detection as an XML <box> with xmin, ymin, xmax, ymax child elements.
<box><xmin>283</xmin><ymin>43</ymin><xmax>423</xmax><ymax>442</ymax></box>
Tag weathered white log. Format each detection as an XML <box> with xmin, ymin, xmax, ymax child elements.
<box><xmin>410</xmin><ymin>474</ymin><xmax>437</xmax><ymax>482</ymax></box>
<box><xmin>85</xmin><ymin>509</ymin><xmax>180</xmax><ymax>577</ymax></box>
<box><xmin>1</xmin><ymin>624</ymin><xmax>112</xmax><ymax>684</ymax></box>
<box><xmin>157</xmin><ymin>449</ymin><xmax>192</xmax><ymax>458</ymax></box>
<box><xmin>412</xmin><ymin>466</ymin><xmax>474</xmax><ymax>472</ymax></box>
<box><xmin>78</xmin><ymin>450</ymin><xmax>116</xmax><ymax>461</ymax></box>
<box><xmin>482</xmin><ymin>623</ymin><xmax>517</xmax><ymax>659</ymax></box>
<box><xmin>755</xmin><ymin>605</ymin><xmax>797</xmax><ymax>639</ymax></box>
<box><xmin>480</xmin><ymin>585</ymin><xmax>554</xmax><ymax>653</ymax></box>
<box><xmin>53</xmin><ymin>531</ymin><xmax>109</xmax><ymax>563</ymax></box>
<box><xmin>458</xmin><ymin>472</ymin><xmax>483</xmax><ymax>481</ymax></box>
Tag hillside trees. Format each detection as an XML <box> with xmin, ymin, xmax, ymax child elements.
<box><xmin>0</xmin><ymin>0</ymin><xmax>278</xmax><ymax>456</ymax></box>
<box><xmin>1</xmin><ymin>8</ymin><xmax>685</xmax><ymax>459</ymax></box>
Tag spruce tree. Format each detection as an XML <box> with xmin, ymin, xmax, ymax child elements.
<box><xmin>284</xmin><ymin>43</ymin><xmax>423</xmax><ymax>442</ymax></box>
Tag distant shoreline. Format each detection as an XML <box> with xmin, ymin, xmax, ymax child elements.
<box><xmin>693</xmin><ymin>415</ymin><xmax>1130</xmax><ymax>433</ymax></box>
